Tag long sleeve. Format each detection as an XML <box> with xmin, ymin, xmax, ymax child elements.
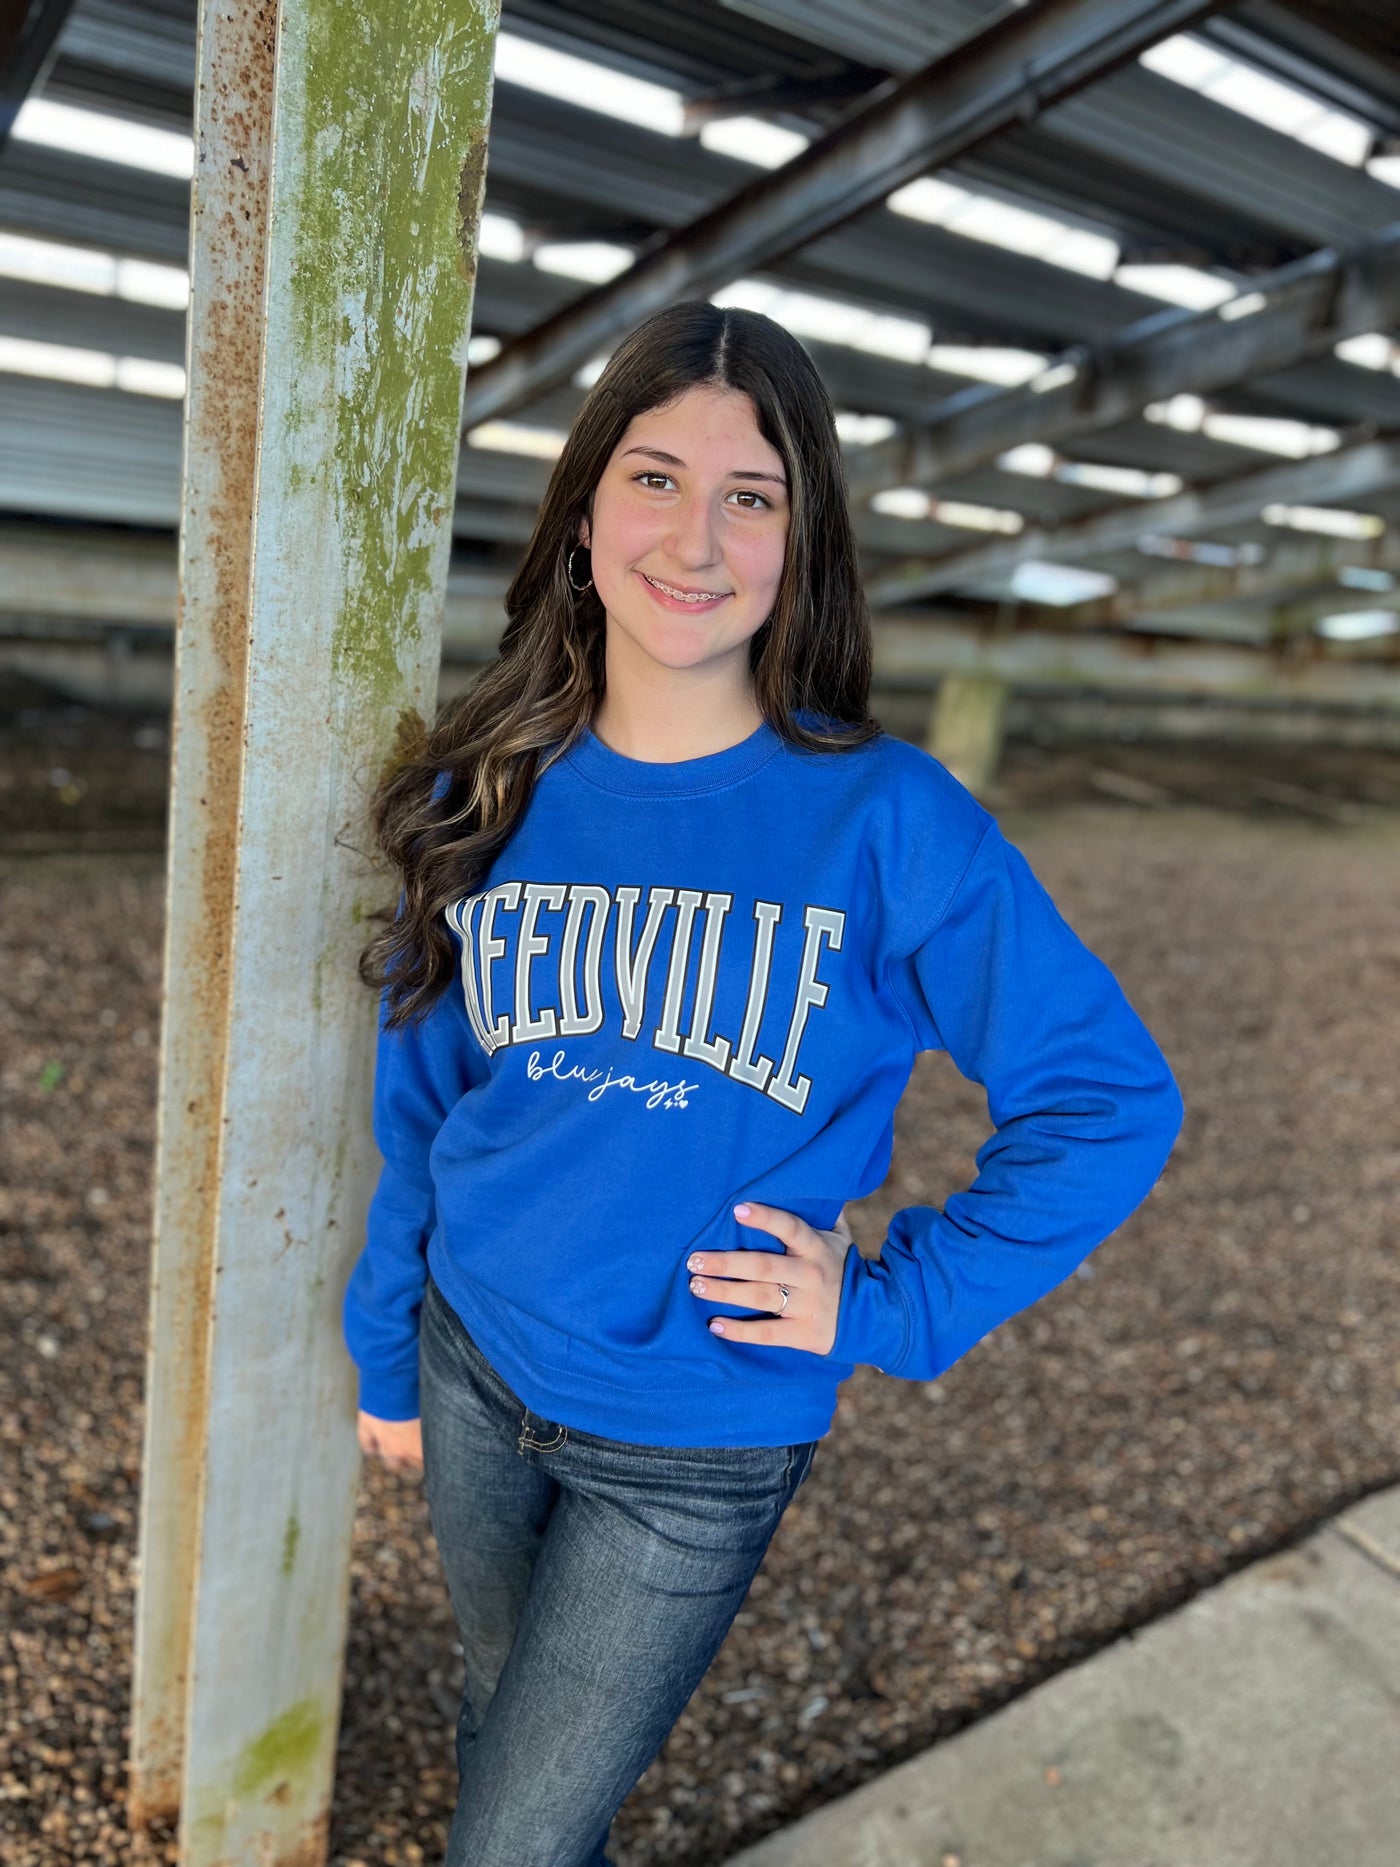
<box><xmin>341</xmin><ymin>965</ymin><xmax>487</xmax><ymax>1420</ymax></box>
<box><xmin>827</xmin><ymin>817</ymin><xmax>1184</xmax><ymax>1379</ymax></box>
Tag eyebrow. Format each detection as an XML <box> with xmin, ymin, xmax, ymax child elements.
<box><xmin>620</xmin><ymin>444</ymin><xmax>788</xmax><ymax>487</ymax></box>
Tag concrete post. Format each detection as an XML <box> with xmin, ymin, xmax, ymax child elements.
<box><xmin>927</xmin><ymin>671</ymin><xmax>1010</xmax><ymax>794</ymax></box>
<box><xmin>128</xmin><ymin>1</ymin><xmax>500</xmax><ymax>1861</ymax></box>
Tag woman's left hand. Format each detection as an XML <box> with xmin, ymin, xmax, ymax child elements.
<box><xmin>687</xmin><ymin>1201</ymin><xmax>854</xmax><ymax>1356</ymax></box>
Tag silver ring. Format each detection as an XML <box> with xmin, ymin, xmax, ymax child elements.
<box><xmin>778</xmin><ymin>1283</ymin><xmax>790</xmax><ymax>1314</ymax></box>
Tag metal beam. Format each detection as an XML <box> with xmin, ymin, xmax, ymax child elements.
<box><xmin>1064</xmin><ymin>531</ymin><xmax>1400</xmax><ymax>628</ymax></box>
<box><xmin>0</xmin><ymin>523</ymin><xmax>180</xmax><ymax>624</ymax></box>
<box><xmin>9</xmin><ymin>612</ymin><xmax>1394</xmax><ymax>717</ymax></box>
<box><xmin>994</xmin><ymin>580</ymin><xmax>1397</xmax><ymax>650</ymax></box>
<box><xmin>679</xmin><ymin>71</ymin><xmax>876</xmax><ymax>132</ymax></box>
<box><xmin>0</xmin><ymin>0</ymin><xmax>79</xmax><ymax>147</ymax></box>
<box><xmin>128</xmin><ymin>5</ymin><xmax>500</xmax><ymax>1866</ymax></box>
<box><xmin>866</xmin><ymin>437</ymin><xmax>1400</xmax><ymax>608</ymax></box>
<box><xmin>460</xmin><ymin>0</ymin><xmax>1219</xmax><ymax>427</ymax></box>
<box><xmin>1208</xmin><ymin>3</ymin><xmax>1400</xmax><ymax>138</ymax></box>
<box><xmin>0</xmin><ymin>522</ymin><xmax>512</xmax><ymax>648</ymax></box>
<box><xmin>845</xmin><ymin>223</ymin><xmax>1400</xmax><ymax>501</ymax></box>
<box><xmin>872</xmin><ymin>614</ymin><xmax>1400</xmax><ymax>704</ymax></box>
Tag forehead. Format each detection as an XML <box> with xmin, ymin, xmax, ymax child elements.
<box><xmin>615</xmin><ymin>385</ymin><xmax>783</xmax><ymax>466</ymax></box>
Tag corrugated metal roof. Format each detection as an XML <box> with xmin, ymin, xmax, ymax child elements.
<box><xmin>1</xmin><ymin>0</ymin><xmax>1398</xmax><ymax>649</ymax></box>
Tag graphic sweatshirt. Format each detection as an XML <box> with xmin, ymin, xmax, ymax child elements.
<box><xmin>342</xmin><ymin>712</ymin><xmax>1184</xmax><ymax>1447</ymax></box>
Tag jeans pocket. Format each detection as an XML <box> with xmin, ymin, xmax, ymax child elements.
<box><xmin>784</xmin><ymin>1439</ymin><xmax>819</xmax><ymax>1496</ymax></box>
<box><xmin>422</xmin><ymin>1267</ymin><xmax>453</xmax><ymax>1337</ymax></box>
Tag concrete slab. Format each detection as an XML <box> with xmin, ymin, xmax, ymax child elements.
<box><xmin>724</xmin><ymin>1487</ymin><xmax>1400</xmax><ymax>1867</ymax></box>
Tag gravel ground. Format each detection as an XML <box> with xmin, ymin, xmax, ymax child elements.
<box><xmin>3</xmin><ymin>705</ymin><xmax>1399</xmax><ymax>1866</ymax></box>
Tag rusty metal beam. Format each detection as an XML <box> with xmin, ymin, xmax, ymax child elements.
<box><xmin>845</xmin><ymin>224</ymin><xmax>1400</xmax><ymax>501</ymax></box>
<box><xmin>865</xmin><ymin>437</ymin><xmax>1400</xmax><ymax>609</ymax></box>
<box><xmin>128</xmin><ymin>4</ymin><xmax>500</xmax><ymax>1865</ymax></box>
<box><xmin>461</xmin><ymin>0</ymin><xmax>1220</xmax><ymax>428</ymax></box>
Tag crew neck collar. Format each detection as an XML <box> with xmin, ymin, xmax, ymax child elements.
<box><xmin>563</xmin><ymin>716</ymin><xmax>784</xmax><ymax>798</ymax></box>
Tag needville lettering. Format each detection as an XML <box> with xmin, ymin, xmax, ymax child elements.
<box><xmin>447</xmin><ymin>880</ymin><xmax>847</xmax><ymax>1117</ymax></box>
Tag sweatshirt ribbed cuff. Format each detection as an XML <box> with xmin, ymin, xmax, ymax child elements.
<box><xmin>826</xmin><ymin>1243</ymin><xmax>910</xmax><ymax>1374</ymax></box>
<box><xmin>356</xmin><ymin>1364</ymin><xmax>421</xmax><ymax>1424</ymax></box>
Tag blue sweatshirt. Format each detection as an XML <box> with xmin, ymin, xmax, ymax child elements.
<box><xmin>342</xmin><ymin>713</ymin><xmax>1183</xmax><ymax>1447</ymax></box>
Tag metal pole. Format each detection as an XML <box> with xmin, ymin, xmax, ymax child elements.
<box><xmin>129</xmin><ymin>2</ymin><xmax>501</xmax><ymax>1862</ymax></box>
<box><xmin>129</xmin><ymin>0</ymin><xmax>274</xmax><ymax>1828</ymax></box>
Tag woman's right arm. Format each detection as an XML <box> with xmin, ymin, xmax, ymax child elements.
<box><xmin>342</xmin><ymin>954</ymin><xmax>487</xmax><ymax>1433</ymax></box>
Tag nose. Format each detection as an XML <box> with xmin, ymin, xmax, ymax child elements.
<box><xmin>667</xmin><ymin>493</ymin><xmax>723</xmax><ymax>572</ymax></box>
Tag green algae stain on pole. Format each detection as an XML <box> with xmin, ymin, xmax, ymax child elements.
<box><xmin>288</xmin><ymin>0</ymin><xmax>501</xmax><ymax>714</ymax></box>
<box><xmin>231</xmin><ymin>1697</ymin><xmax>324</xmax><ymax>1801</ymax></box>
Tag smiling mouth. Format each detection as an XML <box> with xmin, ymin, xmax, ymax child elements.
<box><xmin>640</xmin><ymin>571</ymin><xmax>732</xmax><ymax>604</ymax></box>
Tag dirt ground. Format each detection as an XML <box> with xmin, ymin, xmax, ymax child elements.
<box><xmin>2</xmin><ymin>699</ymin><xmax>1399</xmax><ymax>1866</ymax></box>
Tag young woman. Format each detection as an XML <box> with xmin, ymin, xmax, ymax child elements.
<box><xmin>342</xmin><ymin>300</ymin><xmax>1184</xmax><ymax>1867</ymax></box>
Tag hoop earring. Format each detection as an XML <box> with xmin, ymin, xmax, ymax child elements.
<box><xmin>566</xmin><ymin>544</ymin><xmax>593</xmax><ymax>593</ymax></box>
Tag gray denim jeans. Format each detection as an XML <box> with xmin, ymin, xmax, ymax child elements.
<box><xmin>418</xmin><ymin>1266</ymin><xmax>820</xmax><ymax>1867</ymax></box>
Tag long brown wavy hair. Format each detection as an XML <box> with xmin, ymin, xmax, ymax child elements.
<box><xmin>360</xmin><ymin>298</ymin><xmax>882</xmax><ymax>1030</ymax></box>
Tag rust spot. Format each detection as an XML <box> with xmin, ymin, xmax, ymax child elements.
<box><xmin>126</xmin><ymin>1775</ymin><xmax>181</xmax><ymax>1833</ymax></box>
<box><xmin>281</xmin><ymin>1811</ymin><xmax>332</xmax><ymax>1867</ymax></box>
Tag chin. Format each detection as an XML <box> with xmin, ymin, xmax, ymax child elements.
<box><xmin>616</xmin><ymin>612</ymin><xmax>739</xmax><ymax>665</ymax></box>
<box><xmin>640</xmin><ymin>638</ymin><xmax>725</xmax><ymax>672</ymax></box>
